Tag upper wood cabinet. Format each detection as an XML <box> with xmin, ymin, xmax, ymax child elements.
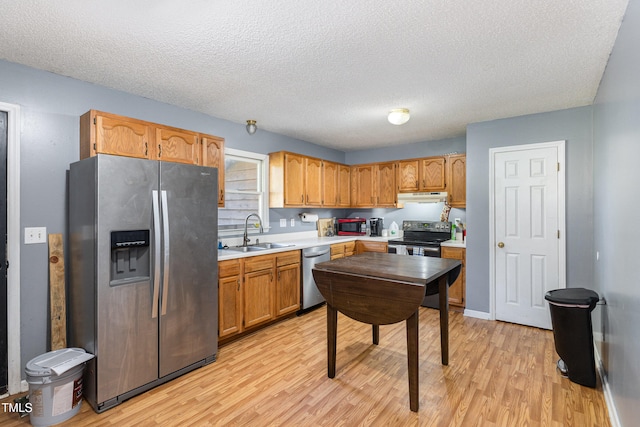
<box><xmin>154</xmin><ymin>127</ymin><xmax>199</xmax><ymax>165</ymax></box>
<box><xmin>322</xmin><ymin>160</ymin><xmax>339</xmax><ymax>207</ymax></box>
<box><xmin>376</xmin><ymin>162</ymin><xmax>397</xmax><ymax>207</ymax></box>
<box><xmin>269</xmin><ymin>152</ymin><xmax>345</xmax><ymax>208</ymax></box>
<box><xmin>351</xmin><ymin>162</ymin><xmax>396</xmax><ymax>208</ymax></box>
<box><xmin>447</xmin><ymin>154</ymin><xmax>466</xmax><ymax>208</ymax></box>
<box><xmin>305</xmin><ymin>157</ymin><xmax>323</xmax><ymax>207</ymax></box>
<box><xmin>350</xmin><ymin>164</ymin><xmax>375</xmax><ymax>207</ymax></box>
<box><xmin>422</xmin><ymin>157</ymin><xmax>447</xmax><ymax>191</ymax></box>
<box><xmin>201</xmin><ymin>135</ymin><xmax>225</xmax><ymax>206</ymax></box>
<box><xmin>81</xmin><ymin>111</ymin><xmax>152</xmax><ymax>159</ymax></box>
<box><xmin>397</xmin><ymin>156</ymin><xmax>446</xmax><ymax>192</ymax></box>
<box><xmin>337</xmin><ymin>164</ymin><xmax>351</xmax><ymax>207</ymax></box>
<box><xmin>80</xmin><ymin>110</ymin><xmax>226</xmax><ymax>206</ymax></box>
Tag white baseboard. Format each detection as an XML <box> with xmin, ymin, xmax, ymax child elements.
<box><xmin>594</xmin><ymin>345</ymin><xmax>621</xmax><ymax>427</ymax></box>
<box><xmin>463</xmin><ymin>309</ymin><xmax>491</xmax><ymax>320</ymax></box>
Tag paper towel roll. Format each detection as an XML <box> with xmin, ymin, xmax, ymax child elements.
<box><xmin>300</xmin><ymin>213</ymin><xmax>319</xmax><ymax>223</ymax></box>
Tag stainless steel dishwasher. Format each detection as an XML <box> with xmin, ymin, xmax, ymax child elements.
<box><xmin>301</xmin><ymin>245</ymin><xmax>331</xmax><ymax>310</ymax></box>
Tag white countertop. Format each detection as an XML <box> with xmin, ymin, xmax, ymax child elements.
<box><xmin>218</xmin><ymin>234</ymin><xmax>391</xmax><ymax>261</ymax></box>
<box><xmin>441</xmin><ymin>239</ymin><xmax>466</xmax><ymax>248</ymax></box>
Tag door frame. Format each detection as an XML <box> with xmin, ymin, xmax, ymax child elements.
<box><xmin>0</xmin><ymin>102</ymin><xmax>21</xmax><ymax>395</ymax></box>
<box><xmin>488</xmin><ymin>140</ymin><xmax>566</xmax><ymax>322</ymax></box>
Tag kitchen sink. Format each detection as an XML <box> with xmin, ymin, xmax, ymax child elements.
<box><xmin>253</xmin><ymin>242</ymin><xmax>294</xmax><ymax>249</ymax></box>
<box><xmin>225</xmin><ymin>242</ymin><xmax>295</xmax><ymax>252</ymax></box>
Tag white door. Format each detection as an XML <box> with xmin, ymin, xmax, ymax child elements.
<box><xmin>491</xmin><ymin>141</ymin><xmax>565</xmax><ymax>330</ymax></box>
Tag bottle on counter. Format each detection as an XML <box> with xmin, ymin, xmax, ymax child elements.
<box><xmin>451</xmin><ymin>222</ymin><xmax>456</xmax><ymax>240</ymax></box>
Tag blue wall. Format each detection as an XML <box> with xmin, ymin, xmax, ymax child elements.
<box><xmin>592</xmin><ymin>0</ymin><xmax>640</xmax><ymax>424</ymax></box>
<box><xmin>465</xmin><ymin>107</ymin><xmax>594</xmax><ymax>314</ymax></box>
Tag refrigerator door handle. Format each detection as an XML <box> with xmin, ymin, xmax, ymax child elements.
<box><xmin>151</xmin><ymin>190</ymin><xmax>161</xmax><ymax>319</ymax></box>
<box><xmin>161</xmin><ymin>190</ymin><xmax>170</xmax><ymax>316</ymax></box>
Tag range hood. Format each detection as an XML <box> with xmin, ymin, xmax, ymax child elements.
<box><xmin>397</xmin><ymin>191</ymin><xmax>448</xmax><ymax>206</ymax></box>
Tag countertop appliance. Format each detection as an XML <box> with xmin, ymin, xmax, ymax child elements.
<box><xmin>388</xmin><ymin>220</ymin><xmax>451</xmax><ymax>309</ymax></box>
<box><xmin>301</xmin><ymin>245</ymin><xmax>331</xmax><ymax>310</ymax></box>
<box><xmin>369</xmin><ymin>218</ymin><xmax>383</xmax><ymax>236</ymax></box>
<box><xmin>336</xmin><ymin>217</ymin><xmax>366</xmax><ymax>235</ymax></box>
<box><xmin>68</xmin><ymin>154</ymin><xmax>218</xmax><ymax>412</ymax></box>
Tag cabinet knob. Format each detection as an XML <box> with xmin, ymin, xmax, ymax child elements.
<box><xmin>497</xmin><ymin>242</ymin><xmax>505</xmax><ymax>248</ymax></box>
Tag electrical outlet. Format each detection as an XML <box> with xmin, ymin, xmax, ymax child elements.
<box><xmin>25</xmin><ymin>227</ymin><xmax>47</xmax><ymax>244</ymax></box>
<box><xmin>280</xmin><ymin>218</ymin><xmax>287</xmax><ymax>227</ymax></box>
<box><xmin>290</xmin><ymin>218</ymin><xmax>295</xmax><ymax>227</ymax></box>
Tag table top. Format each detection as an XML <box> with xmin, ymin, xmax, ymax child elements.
<box><xmin>315</xmin><ymin>252</ymin><xmax>461</xmax><ymax>288</ymax></box>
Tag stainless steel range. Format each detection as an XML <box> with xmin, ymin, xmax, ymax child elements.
<box><xmin>387</xmin><ymin>220</ymin><xmax>452</xmax><ymax>309</ymax></box>
<box><xmin>387</xmin><ymin>220</ymin><xmax>452</xmax><ymax>257</ymax></box>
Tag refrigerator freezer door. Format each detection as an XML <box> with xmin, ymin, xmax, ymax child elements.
<box><xmin>95</xmin><ymin>155</ymin><xmax>159</xmax><ymax>403</ymax></box>
<box><xmin>158</xmin><ymin>162</ymin><xmax>218</xmax><ymax>377</ymax></box>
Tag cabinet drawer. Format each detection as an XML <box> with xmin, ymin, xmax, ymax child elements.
<box><xmin>277</xmin><ymin>250</ymin><xmax>300</xmax><ymax>267</ymax></box>
<box><xmin>219</xmin><ymin>259</ymin><xmax>241</xmax><ymax>278</ymax></box>
<box><xmin>441</xmin><ymin>246</ymin><xmax>465</xmax><ymax>260</ymax></box>
<box><xmin>244</xmin><ymin>255</ymin><xmax>275</xmax><ymax>273</ymax></box>
<box><xmin>344</xmin><ymin>241</ymin><xmax>355</xmax><ymax>252</ymax></box>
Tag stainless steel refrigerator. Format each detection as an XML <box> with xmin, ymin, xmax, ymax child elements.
<box><xmin>68</xmin><ymin>154</ymin><xmax>218</xmax><ymax>412</ymax></box>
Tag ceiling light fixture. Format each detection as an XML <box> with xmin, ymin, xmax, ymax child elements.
<box><xmin>388</xmin><ymin>108</ymin><xmax>410</xmax><ymax>125</ymax></box>
<box><xmin>246</xmin><ymin>119</ymin><xmax>257</xmax><ymax>135</ymax></box>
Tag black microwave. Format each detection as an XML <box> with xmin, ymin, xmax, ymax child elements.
<box><xmin>336</xmin><ymin>218</ymin><xmax>366</xmax><ymax>235</ymax></box>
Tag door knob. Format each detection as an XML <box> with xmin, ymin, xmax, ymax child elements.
<box><xmin>497</xmin><ymin>242</ymin><xmax>505</xmax><ymax>248</ymax></box>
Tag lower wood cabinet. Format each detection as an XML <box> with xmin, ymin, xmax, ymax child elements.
<box><xmin>441</xmin><ymin>246</ymin><xmax>465</xmax><ymax>308</ymax></box>
<box><xmin>218</xmin><ymin>250</ymin><xmax>301</xmax><ymax>341</ymax></box>
<box><xmin>218</xmin><ymin>259</ymin><xmax>242</xmax><ymax>338</ymax></box>
<box><xmin>330</xmin><ymin>241</ymin><xmax>356</xmax><ymax>260</ymax></box>
<box><xmin>355</xmin><ymin>240</ymin><xmax>388</xmax><ymax>254</ymax></box>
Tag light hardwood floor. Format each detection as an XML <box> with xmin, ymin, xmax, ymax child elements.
<box><xmin>1</xmin><ymin>307</ymin><xmax>610</xmax><ymax>426</ymax></box>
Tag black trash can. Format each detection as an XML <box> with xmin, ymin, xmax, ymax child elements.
<box><xmin>545</xmin><ymin>288</ymin><xmax>599</xmax><ymax>388</ymax></box>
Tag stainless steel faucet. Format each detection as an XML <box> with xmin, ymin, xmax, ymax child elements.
<box><xmin>243</xmin><ymin>213</ymin><xmax>264</xmax><ymax>246</ymax></box>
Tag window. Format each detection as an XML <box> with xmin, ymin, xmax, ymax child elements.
<box><xmin>219</xmin><ymin>148</ymin><xmax>269</xmax><ymax>234</ymax></box>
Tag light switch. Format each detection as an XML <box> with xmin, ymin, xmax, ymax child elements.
<box><xmin>280</xmin><ymin>219</ymin><xmax>287</xmax><ymax>227</ymax></box>
<box><xmin>290</xmin><ymin>218</ymin><xmax>295</xmax><ymax>227</ymax></box>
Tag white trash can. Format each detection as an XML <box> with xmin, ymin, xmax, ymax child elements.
<box><xmin>25</xmin><ymin>348</ymin><xmax>94</xmax><ymax>427</ymax></box>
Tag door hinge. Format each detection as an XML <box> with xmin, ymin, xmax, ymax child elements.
<box><xmin>93</xmin><ymin>117</ymin><xmax>96</xmax><ymax>125</ymax></box>
<box><xmin>557</xmin><ymin>162</ymin><xmax>560</xmax><ymax>172</ymax></box>
<box><xmin>557</xmin><ymin>230</ymin><xmax>560</xmax><ymax>239</ymax></box>
<box><xmin>93</xmin><ymin>143</ymin><xmax>96</xmax><ymax>151</ymax></box>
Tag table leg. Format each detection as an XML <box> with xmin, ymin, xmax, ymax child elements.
<box><xmin>327</xmin><ymin>303</ymin><xmax>337</xmax><ymax>378</ymax></box>
<box><xmin>406</xmin><ymin>310</ymin><xmax>419</xmax><ymax>412</ymax></box>
<box><xmin>438</xmin><ymin>275</ymin><xmax>449</xmax><ymax>365</ymax></box>
<box><xmin>372</xmin><ymin>325</ymin><xmax>379</xmax><ymax>345</ymax></box>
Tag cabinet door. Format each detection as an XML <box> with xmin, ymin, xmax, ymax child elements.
<box><xmin>243</xmin><ymin>269</ymin><xmax>275</xmax><ymax>328</ymax></box>
<box><xmin>447</xmin><ymin>154</ymin><xmax>466</xmax><ymax>208</ymax></box>
<box><xmin>441</xmin><ymin>247</ymin><xmax>465</xmax><ymax>307</ymax></box>
<box><xmin>305</xmin><ymin>157</ymin><xmax>323</xmax><ymax>206</ymax></box>
<box><xmin>397</xmin><ymin>160</ymin><xmax>420</xmax><ymax>192</ymax></box>
<box><xmin>421</xmin><ymin>157</ymin><xmax>446</xmax><ymax>191</ymax></box>
<box><xmin>155</xmin><ymin>128</ymin><xmax>199</xmax><ymax>165</ymax></box>
<box><xmin>375</xmin><ymin>162</ymin><xmax>396</xmax><ymax>207</ymax></box>
<box><xmin>94</xmin><ymin>114</ymin><xmax>151</xmax><ymax>159</ymax></box>
<box><xmin>284</xmin><ymin>153</ymin><xmax>305</xmax><ymax>206</ymax></box>
<box><xmin>337</xmin><ymin>164</ymin><xmax>351</xmax><ymax>207</ymax></box>
<box><xmin>276</xmin><ymin>263</ymin><xmax>300</xmax><ymax>316</ymax></box>
<box><xmin>344</xmin><ymin>241</ymin><xmax>356</xmax><ymax>257</ymax></box>
<box><xmin>322</xmin><ymin>161</ymin><xmax>339</xmax><ymax>207</ymax></box>
<box><xmin>219</xmin><ymin>275</ymin><xmax>243</xmax><ymax>338</ymax></box>
<box><xmin>351</xmin><ymin>165</ymin><xmax>375</xmax><ymax>207</ymax></box>
<box><xmin>201</xmin><ymin>135</ymin><xmax>225</xmax><ymax>206</ymax></box>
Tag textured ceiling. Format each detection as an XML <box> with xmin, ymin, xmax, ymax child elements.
<box><xmin>0</xmin><ymin>0</ymin><xmax>629</xmax><ymax>151</ymax></box>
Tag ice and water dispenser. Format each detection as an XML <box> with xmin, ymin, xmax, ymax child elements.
<box><xmin>110</xmin><ymin>230</ymin><xmax>151</xmax><ymax>285</ymax></box>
